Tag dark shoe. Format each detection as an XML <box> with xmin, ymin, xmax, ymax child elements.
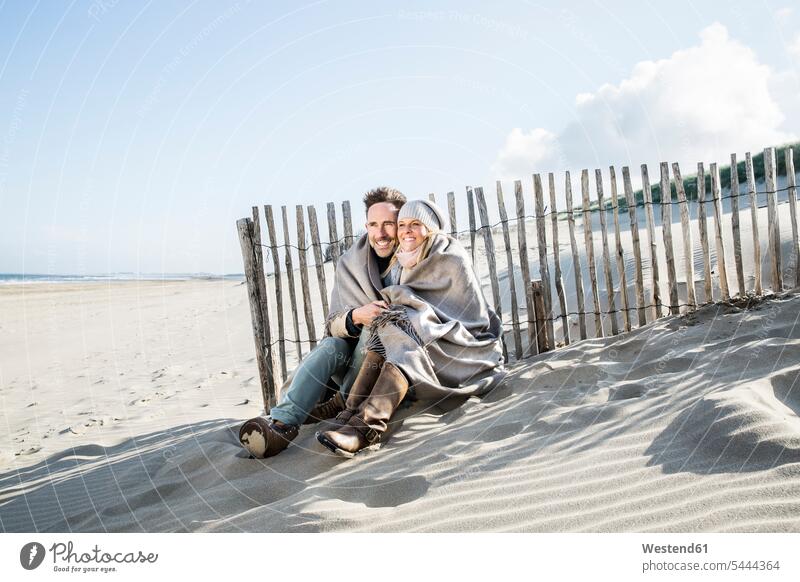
<box><xmin>302</xmin><ymin>391</ymin><xmax>345</xmax><ymax>425</ymax></box>
<box><xmin>239</xmin><ymin>417</ymin><xmax>298</xmax><ymax>459</ymax></box>
<box><xmin>316</xmin><ymin>362</ymin><xmax>408</xmax><ymax>457</ymax></box>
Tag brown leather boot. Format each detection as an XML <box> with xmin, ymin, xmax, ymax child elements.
<box><xmin>239</xmin><ymin>417</ymin><xmax>299</xmax><ymax>458</ymax></box>
<box><xmin>302</xmin><ymin>391</ymin><xmax>345</xmax><ymax>425</ymax></box>
<box><xmin>316</xmin><ymin>362</ymin><xmax>408</xmax><ymax>458</ymax></box>
<box><xmin>326</xmin><ymin>350</ymin><xmax>384</xmax><ymax>429</ymax></box>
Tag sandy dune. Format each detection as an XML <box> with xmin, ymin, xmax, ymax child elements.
<box><xmin>2</xmin><ymin>274</ymin><xmax>799</xmax><ymax>532</ymax></box>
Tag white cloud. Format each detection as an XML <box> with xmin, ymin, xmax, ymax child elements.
<box><xmin>491</xmin><ymin>128</ymin><xmax>560</xmax><ymax>178</ymax></box>
<box><xmin>789</xmin><ymin>33</ymin><xmax>800</xmax><ymax>59</ymax></box>
<box><xmin>492</xmin><ymin>23</ymin><xmax>796</xmax><ymax>179</ymax></box>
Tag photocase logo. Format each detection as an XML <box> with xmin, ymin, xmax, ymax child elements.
<box><xmin>20</xmin><ymin>542</ymin><xmax>46</xmax><ymax>570</ymax></box>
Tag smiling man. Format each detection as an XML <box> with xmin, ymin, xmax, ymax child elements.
<box><xmin>332</xmin><ymin>193</ymin><xmax>403</xmax><ymax>334</ymax></box>
<box><xmin>238</xmin><ymin>186</ymin><xmax>406</xmax><ymax>459</ymax></box>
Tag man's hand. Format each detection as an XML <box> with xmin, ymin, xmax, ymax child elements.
<box><xmin>351</xmin><ymin>300</ymin><xmax>388</xmax><ymax>326</ymax></box>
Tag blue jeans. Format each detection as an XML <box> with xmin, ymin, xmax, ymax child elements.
<box><xmin>269</xmin><ymin>330</ymin><xmax>369</xmax><ymax>426</ymax></box>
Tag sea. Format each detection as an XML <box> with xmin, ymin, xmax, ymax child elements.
<box><xmin>0</xmin><ymin>273</ymin><xmax>245</xmax><ymax>285</ymax></box>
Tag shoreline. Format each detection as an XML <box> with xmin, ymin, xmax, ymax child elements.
<box><xmin>0</xmin><ymin>275</ymin><xmax>244</xmax><ymax>285</ymax></box>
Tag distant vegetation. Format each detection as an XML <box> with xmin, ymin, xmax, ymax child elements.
<box><xmin>573</xmin><ymin>141</ymin><xmax>800</xmax><ymax>215</ymax></box>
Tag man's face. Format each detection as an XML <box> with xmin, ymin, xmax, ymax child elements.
<box><xmin>365</xmin><ymin>202</ymin><xmax>399</xmax><ymax>258</ymax></box>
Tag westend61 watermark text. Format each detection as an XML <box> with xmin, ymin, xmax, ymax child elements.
<box><xmin>46</xmin><ymin>541</ymin><xmax>158</xmax><ymax>573</ymax></box>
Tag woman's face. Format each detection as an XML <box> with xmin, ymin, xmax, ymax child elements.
<box><xmin>397</xmin><ymin>218</ymin><xmax>429</xmax><ymax>252</ymax></box>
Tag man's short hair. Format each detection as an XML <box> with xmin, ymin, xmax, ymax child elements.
<box><xmin>363</xmin><ymin>186</ymin><xmax>406</xmax><ymax>213</ymax></box>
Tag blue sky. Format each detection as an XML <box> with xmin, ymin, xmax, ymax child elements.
<box><xmin>1</xmin><ymin>0</ymin><xmax>798</xmax><ymax>275</ymax></box>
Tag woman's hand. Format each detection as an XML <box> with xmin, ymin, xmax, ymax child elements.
<box><xmin>352</xmin><ymin>300</ymin><xmax>388</xmax><ymax>326</ymax></box>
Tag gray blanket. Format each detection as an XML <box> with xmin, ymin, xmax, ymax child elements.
<box><xmin>367</xmin><ymin>233</ymin><xmax>507</xmax><ymax>399</ymax></box>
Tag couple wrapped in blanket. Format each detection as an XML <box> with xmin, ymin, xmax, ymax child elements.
<box><xmin>239</xmin><ymin>187</ymin><xmax>506</xmax><ymax>459</ymax></box>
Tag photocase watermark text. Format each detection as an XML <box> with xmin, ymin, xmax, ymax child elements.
<box><xmin>50</xmin><ymin>541</ymin><xmax>158</xmax><ymax>565</ymax></box>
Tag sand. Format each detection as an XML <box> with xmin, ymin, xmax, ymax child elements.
<box><xmin>2</xmin><ymin>282</ymin><xmax>800</xmax><ymax>532</ymax></box>
<box><xmin>2</xmin><ymin>205</ymin><xmax>800</xmax><ymax>532</ymax></box>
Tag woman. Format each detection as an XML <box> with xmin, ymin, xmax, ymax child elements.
<box><xmin>316</xmin><ymin>199</ymin><xmax>507</xmax><ymax>457</ymax></box>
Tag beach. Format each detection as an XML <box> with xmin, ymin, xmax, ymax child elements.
<box><xmin>2</xmin><ymin>264</ymin><xmax>799</xmax><ymax>531</ymax></box>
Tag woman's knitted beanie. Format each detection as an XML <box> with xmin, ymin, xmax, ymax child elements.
<box><xmin>397</xmin><ymin>199</ymin><xmax>446</xmax><ymax>233</ymax></box>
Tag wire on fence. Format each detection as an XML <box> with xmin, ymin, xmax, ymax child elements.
<box><xmin>266</xmin><ymin>296</ymin><xmax>764</xmax><ymax>348</ymax></box>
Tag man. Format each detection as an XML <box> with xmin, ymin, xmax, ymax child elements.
<box><xmin>238</xmin><ymin>186</ymin><xmax>406</xmax><ymax>459</ymax></box>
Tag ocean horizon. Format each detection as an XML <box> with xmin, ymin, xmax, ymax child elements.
<box><xmin>0</xmin><ymin>273</ymin><xmax>245</xmax><ymax>284</ymax></box>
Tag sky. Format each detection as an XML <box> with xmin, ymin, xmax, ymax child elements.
<box><xmin>1</xmin><ymin>0</ymin><xmax>798</xmax><ymax>275</ymax></box>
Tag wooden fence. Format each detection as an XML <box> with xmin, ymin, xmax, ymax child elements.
<box><xmin>237</xmin><ymin>146</ymin><xmax>800</xmax><ymax>412</ymax></box>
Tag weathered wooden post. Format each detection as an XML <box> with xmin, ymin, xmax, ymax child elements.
<box><xmin>252</xmin><ymin>208</ymin><xmax>267</xmax><ymax>323</ymax></box>
<box><xmin>237</xmin><ymin>217</ymin><xmax>278</xmax><ymax>412</ymax></box>
<box><xmin>475</xmin><ymin>186</ymin><xmax>508</xmax><ymax>362</ymax></box>
<box><xmin>565</xmin><ymin>171</ymin><xmax>587</xmax><ymax>340</ymax></box>
<box><xmin>581</xmin><ymin>169</ymin><xmax>603</xmax><ymax>337</ymax></box>
<box><xmin>610</xmin><ymin>167</ymin><xmax>631</xmax><ymax>331</ymax></box>
<box><xmin>296</xmin><ymin>205</ymin><xmax>318</xmax><ymax>349</ymax></box>
<box><xmin>595</xmin><ymin>169</ymin><xmax>618</xmax><ymax>335</ymax></box>
<box><xmin>549</xmin><ymin>173</ymin><xmax>570</xmax><ymax>345</ymax></box>
<box><xmin>447</xmin><ymin>191</ymin><xmax>457</xmax><ymax>238</ymax></box>
<box><xmin>785</xmin><ymin>148</ymin><xmax>799</xmax><ymax>288</ymax></box>
<box><xmin>327</xmin><ymin>202</ymin><xmax>341</xmax><ymax>271</ymax></box>
<box><xmin>307</xmin><ymin>205</ymin><xmax>329</xmax><ymax>319</ymax></box>
<box><xmin>672</xmin><ymin>163</ymin><xmax>696</xmax><ymax>309</ymax></box>
<box><xmin>264</xmin><ymin>205</ymin><xmax>287</xmax><ymax>381</ymax></box>
<box><xmin>622</xmin><ymin>167</ymin><xmax>647</xmax><ymax>326</ymax></box>
<box><xmin>497</xmin><ymin>181</ymin><xmax>522</xmax><ymax>359</ymax></box>
<box><xmin>342</xmin><ymin>200</ymin><xmax>354</xmax><ymax>250</ymax></box>
<box><xmin>745</xmin><ymin>154</ymin><xmax>762</xmax><ymax>295</ymax></box>
<box><xmin>515</xmin><ymin>180</ymin><xmax>538</xmax><ymax>356</ymax></box>
<box><xmin>710</xmin><ymin>163</ymin><xmax>731</xmax><ymax>300</ymax></box>
<box><xmin>251</xmin><ymin>208</ymin><xmax>279</xmax><ymax>403</ymax></box>
<box><xmin>531</xmin><ymin>280</ymin><xmax>550</xmax><ymax>353</ymax></box>
<box><xmin>729</xmin><ymin>155</ymin><xmax>745</xmax><ymax>298</ymax></box>
<box><xmin>282</xmin><ymin>206</ymin><xmax>303</xmax><ymax>360</ymax></box>
<box><xmin>660</xmin><ymin>163</ymin><xmax>679</xmax><ymax>315</ymax></box>
<box><xmin>534</xmin><ymin>174</ymin><xmax>556</xmax><ymax>344</ymax></box>
<box><xmin>696</xmin><ymin>164</ymin><xmax>713</xmax><ymax>303</ymax></box>
<box><xmin>467</xmin><ymin>186</ymin><xmax>477</xmax><ymax>265</ymax></box>
<box><xmin>764</xmin><ymin>147</ymin><xmax>782</xmax><ymax>292</ymax></box>
<box><xmin>640</xmin><ymin>164</ymin><xmax>661</xmax><ymax>321</ymax></box>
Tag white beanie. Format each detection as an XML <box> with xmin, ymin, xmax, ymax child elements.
<box><xmin>398</xmin><ymin>200</ymin><xmax>446</xmax><ymax>233</ymax></box>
